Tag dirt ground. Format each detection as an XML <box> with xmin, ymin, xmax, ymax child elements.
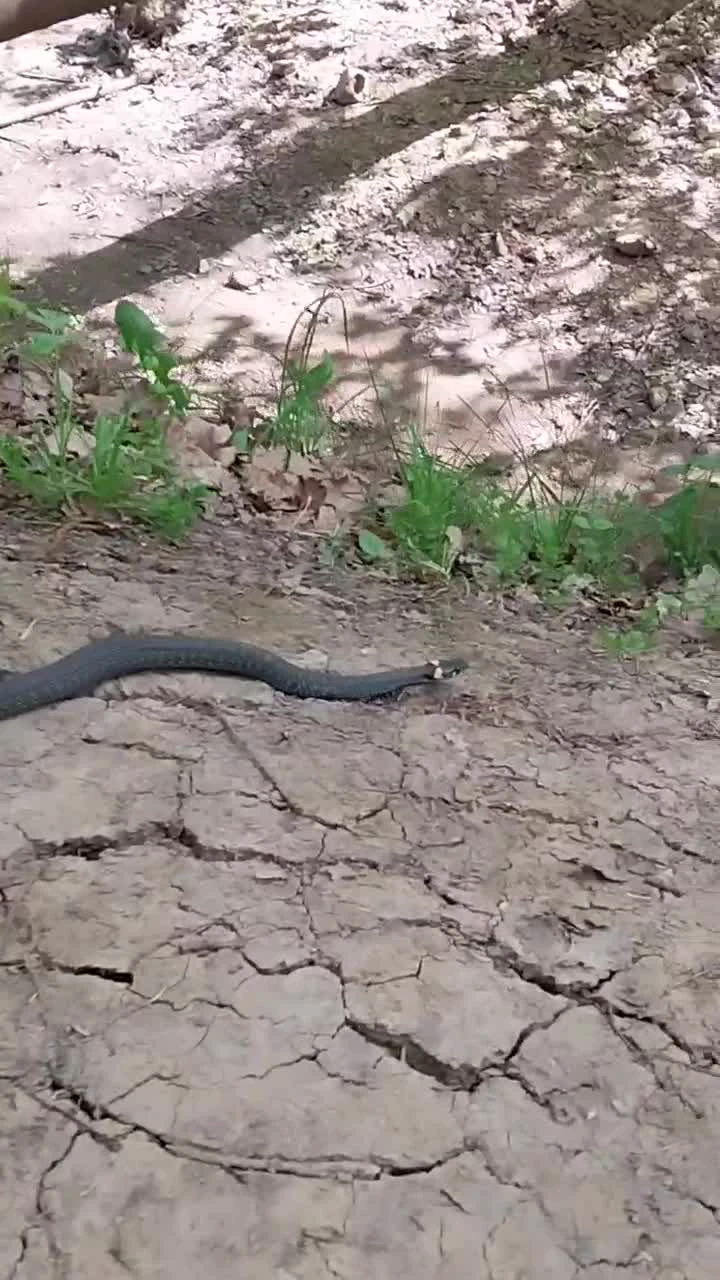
<box><xmin>2</xmin><ymin>0</ymin><xmax>720</xmax><ymax>1276</ymax></box>
<box><xmin>1</xmin><ymin>0</ymin><xmax>720</xmax><ymax>462</ymax></box>
<box><xmin>2</xmin><ymin>513</ymin><xmax>720</xmax><ymax>1278</ymax></box>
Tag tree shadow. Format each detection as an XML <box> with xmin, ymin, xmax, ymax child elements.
<box><xmin>407</xmin><ymin>87</ymin><xmax>720</xmax><ymax>407</ymax></box>
<box><xmin>21</xmin><ymin>0</ymin><xmax>692</xmax><ymax>310</ymax></box>
<box><xmin>0</xmin><ymin>75</ymin><xmax>75</xmax><ymax>107</ymax></box>
<box><xmin>12</xmin><ymin>0</ymin><xmax>716</xmax><ymax>485</ymax></box>
<box><xmin>0</xmin><ymin>12</ymin><xmax>128</xmax><ymax>111</ymax></box>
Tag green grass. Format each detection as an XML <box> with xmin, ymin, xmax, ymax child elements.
<box><xmin>0</xmin><ymin>274</ymin><xmax>346</xmax><ymax>539</ymax></box>
<box><xmin>0</xmin><ymin>281</ymin><xmax>208</xmax><ymax>540</ymax></box>
<box><xmin>356</xmin><ymin>429</ymin><xmax>720</xmax><ymax>647</ymax></box>
<box><xmin>359</xmin><ymin>431</ymin><xmax>639</xmax><ymax>587</ymax></box>
<box><xmin>1</xmin><ymin>266</ymin><xmax>718</xmax><ymax>656</ymax></box>
<box><xmin>0</xmin><ymin>389</ymin><xmax>207</xmax><ymax>541</ymax></box>
<box><xmin>0</xmin><ymin>268</ymin><xmax>349</xmax><ymax>540</ymax></box>
<box><xmin>255</xmin><ymin>291</ymin><xmax>344</xmax><ymax>455</ymax></box>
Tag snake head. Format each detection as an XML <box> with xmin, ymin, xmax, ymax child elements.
<box><xmin>426</xmin><ymin>657</ymin><xmax>468</xmax><ymax>680</ymax></box>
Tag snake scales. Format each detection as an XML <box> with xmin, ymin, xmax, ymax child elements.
<box><xmin>0</xmin><ymin>633</ymin><xmax>467</xmax><ymax>721</ymax></box>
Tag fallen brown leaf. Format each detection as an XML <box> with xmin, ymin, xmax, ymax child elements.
<box><xmin>166</xmin><ymin>414</ymin><xmax>238</xmax><ymax>492</ymax></box>
<box><xmin>44</xmin><ymin>423</ymin><xmax>94</xmax><ymax>459</ymax></box>
<box><xmin>242</xmin><ymin>446</ymin><xmax>314</xmax><ymax>511</ymax></box>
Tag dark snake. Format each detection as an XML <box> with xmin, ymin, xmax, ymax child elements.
<box><xmin>0</xmin><ymin>633</ymin><xmax>467</xmax><ymax>721</ymax></box>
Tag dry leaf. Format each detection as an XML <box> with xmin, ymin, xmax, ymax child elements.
<box><xmin>87</xmin><ymin>381</ymin><xmax>175</xmax><ymax>422</ymax></box>
<box><xmin>22</xmin><ymin>366</ymin><xmax>54</xmax><ymax>398</ymax></box>
<box><xmin>85</xmin><ymin>390</ymin><xmax>129</xmax><ymax>418</ymax></box>
<box><xmin>165</xmin><ymin>415</ymin><xmax>238</xmax><ymax>492</ymax></box>
<box><xmin>0</xmin><ymin>370</ymin><xmax>24</xmax><ymax>415</ymax></box>
<box><xmin>313</xmin><ymin>467</ymin><xmax>367</xmax><ymax>528</ymax></box>
<box><xmin>243</xmin><ymin>447</ymin><xmax>314</xmax><ymax>511</ymax></box>
<box><xmin>0</xmin><ymin>362</ymin><xmax>53</xmax><ymax>432</ymax></box>
<box><xmin>180</xmin><ymin>414</ymin><xmax>237</xmax><ymax>468</ymax></box>
<box><xmin>44</xmin><ymin>423</ymin><xmax>94</xmax><ymax>458</ymax></box>
<box><xmin>178</xmin><ymin>449</ymin><xmax>237</xmax><ymax>491</ymax></box>
<box><xmin>243</xmin><ymin>453</ymin><xmax>370</xmax><ymax>529</ymax></box>
<box><xmin>296</xmin><ymin>474</ymin><xmax>328</xmax><ymax>518</ymax></box>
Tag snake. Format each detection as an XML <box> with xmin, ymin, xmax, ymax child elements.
<box><xmin>0</xmin><ymin>633</ymin><xmax>467</xmax><ymax>722</ymax></box>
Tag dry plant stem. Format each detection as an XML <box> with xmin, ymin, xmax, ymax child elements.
<box><xmin>0</xmin><ymin>70</ymin><xmax>155</xmax><ymax>130</ymax></box>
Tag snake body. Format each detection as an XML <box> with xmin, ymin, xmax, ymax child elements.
<box><xmin>0</xmin><ymin>634</ymin><xmax>467</xmax><ymax>721</ymax></box>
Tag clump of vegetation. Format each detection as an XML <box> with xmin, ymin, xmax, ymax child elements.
<box><xmin>254</xmin><ymin>291</ymin><xmax>344</xmax><ymax>455</ymax></box>
<box><xmin>114</xmin><ymin>298</ymin><xmax>193</xmax><ymax>417</ymax></box>
<box><xmin>0</xmin><ymin>276</ymin><xmax>207</xmax><ymax>540</ymax></box>
<box><xmin>355</xmin><ymin>426</ymin><xmax>720</xmax><ymax>649</ymax></box>
<box><xmin>0</xmin><ymin>266</ymin><xmax>717</xmax><ymax>654</ymax></box>
<box><xmin>0</xmin><ymin>274</ymin><xmax>346</xmax><ymax>539</ymax></box>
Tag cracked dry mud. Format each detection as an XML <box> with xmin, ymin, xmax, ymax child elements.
<box><xmin>1</xmin><ymin>528</ymin><xmax>720</xmax><ymax>1278</ymax></box>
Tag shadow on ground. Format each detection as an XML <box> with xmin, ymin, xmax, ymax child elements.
<box><xmin>14</xmin><ymin>0</ymin><xmax>719</xmax><ymax>472</ymax></box>
<box><xmin>23</xmin><ymin>0</ymin><xmax>693</xmax><ymax>308</ymax></box>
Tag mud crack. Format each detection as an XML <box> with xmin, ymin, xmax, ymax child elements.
<box><xmin>345</xmin><ymin>1016</ymin><xmax>483</xmax><ymax>1089</ymax></box>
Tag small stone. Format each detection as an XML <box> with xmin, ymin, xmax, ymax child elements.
<box><xmin>269</xmin><ymin>59</ymin><xmax>296</xmax><ymax>80</ymax></box>
<box><xmin>680</xmin><ymin>324</ymin><xmax>702</xmax><ymax>343</ymax></box>
<box><xmin>627</xmin><ymin>123</ymin><xmax>659</xmax><ymax>146</ymax></box>
<box><xmin>613</xmin><ymin>230</ymin><xmax>656</xmax><ymax>258</ymax></box>
<box><xmin>224</xmin><ymin>269</ymin><xmax>259</xmax><ymax>291</ymax></box>
<box><xmin>647</xmin><ymin>385</ymin><xmax>668</xmax><ymax>411</ymax></box>
<box><xmin>655</xmin><ymin>71</ymin><xmax>693</xmax><ymax>96</ymax></box>
<box><xmin>667</xmin><ymin>107</ymin><xmax>692</xmax><ymax>130</ymax></box>
<box><xmin>696</xmin><ymin>115</ymin><xmax>720</xmax><ymax>139</ymax></box>
<box><xmin>603</xmin><ymin>76</ymin><xmax>630</xmax><ymax>100</ymax></box>
<box><xmin>507</xmin><ymin>100</ymin><xmax>527</xmax><ymax>122</ymax></box>
<box><xmin>494</xmin><ymin>230</ymin><xmax>510</xmax><ymax>257</ymax></box>
<box><xmin>325</xmin><ymin>67</ymin><xmax>368</xmax><ymax>106</ymax></box>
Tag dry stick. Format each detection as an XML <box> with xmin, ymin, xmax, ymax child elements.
<box><xmin>0</xmin><ymin>68</ymin><xmax>155</xmax><ymax>130</ymax></box>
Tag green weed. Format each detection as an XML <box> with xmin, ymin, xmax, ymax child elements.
<box><xmin>0</xmin><ymin>263</ymin><xmax>78</xmax><ymax>359</ymax></box>
<box><xmin>654</xmin><ymin>486</ymin><xmax>720</xmax><ymax>578</ymax></box>
<box><xmin>597</xmin><ymin>592</ymin><xmax>685</xmax><ymax>658</ymax></box>
<box><xmin>597</xmin><ymin>622</ymin><xmax>658</xmax><ymax>658</ymax></box>
<box><xmin>114</xmin><ymin>299</ymin><xmax>193</xmax><ymax>415</ymax></box>
<box><xmin>371</xmin><ymin>430</ymin><xmax>641</xmax><ymax>586</ymax></box>
<box><xmin>320</xmin><ymin>528</ymin><xmax>352</xmax><ymax>568</ymax></box>
<box><xmin>0</xmin><ymin>283</ymin><xmax>207</xmax><ymax>540</ymax></box>
<box><xmin>607</xmin><ymin>565</ymin><xmax>720</xmax><ymax>652</ymax></box>
<box><xmin>384</xmin><ymin>433</ymin><xmax>504</xmax><ymax>577</ymax></box>
<box><xmin>0</xmin><ymin>403</ymin><xmax>206</xmax><ymax>541</ymax></box>
<box><xmin>374</xmin><ymin>428</ymin><xmax>720</xmax><ymax>648</ymax></box>
<box><xmin>259</xmin><ymin>292</ymin><xmax>345</xmax><ymax>455</ymax></box>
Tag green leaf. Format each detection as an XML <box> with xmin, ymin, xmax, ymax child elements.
<box><xmin>163</xmin><ymin>380</ymin><xmax>191</xmax><ymax>414</ymax></box>
<box><xmin>151</xmin><ymin>348</ymin><xmax>180</xmax><ymax>381</ymax></box>
<box><xmin>0</xmin><ymin>295</ymin><xmax>27</xmax><ymax>318</ymax></box>
<box><xmin>684</xmin><ymin>564</ymin><xmax>720</xmax><ymax>609</ymax></box>
<box><xmin>663</xmin><ymin>454</ymin><xmax>720</xmax><ymax>476</ymax></box>
<box><xmin>231</xmin><ymin>428</ymin><xmax>250</xmax><ymax>453</ymax></box>
<box><xmin>22</xmin><ymin>332</ymin><xmax>68</xmax><ymax>359</ymax></box>
<box><xmin>55</xmin><ymin>368</ymin><xmax>74</xmax><ymax>401</ymax></box>
<box><xmin>114</xmin><ymin>300</ymin><xmax>166</xmax><ymax>357</ymax></box>
<box><xmin>358</xmin><ymin>530</ymin><xmax>390</xmax><ymax>561</ymax></box>
<box><xmin>30</xmin><ymin>306</ymin><xmax>74</xmax><ymax>333</ymax></box>
<box><xmin>654</xmin><ymin>592</ymin><xmax>682</xmax><ymax>621</ymax></box>
<box><xmin>301</xmin><ymin>354</ymin><xmax>335</xmax><ymax>397</ymax></box>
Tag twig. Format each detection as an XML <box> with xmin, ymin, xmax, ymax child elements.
<box><xmin>16</xmin><ymin>71</ymin><xmax>74</xmax><ymax>85</ymax></box>
<box><xmin>0</xmin><ymin>70</ymin><xmax>156</xmax><ymax>131</ymax></box>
